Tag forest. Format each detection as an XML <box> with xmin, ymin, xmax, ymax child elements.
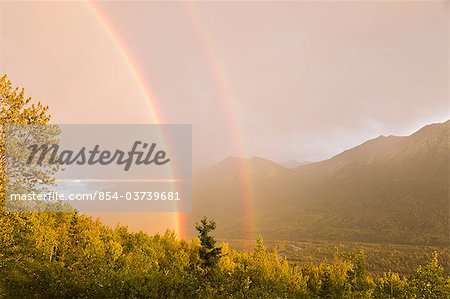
<box><xmin>0</xmin><ymin>75</ymin><xmax>449</xmax><ymax>298</ymax></box>
<box><xmin>0</xmin><ymin>212</ymin><xmax>449</xmax><ymax>298</ymax></box>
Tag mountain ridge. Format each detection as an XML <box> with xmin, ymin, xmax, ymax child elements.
<box><xmin>189</xmin><ymin>121</ymin><xmax>449</xmax><ymax>246</ymax></box>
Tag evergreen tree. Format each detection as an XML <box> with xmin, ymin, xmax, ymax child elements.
<box><xmin>195</xmin><ymin>217</ymin><xmax>222</xmax><ymax>269</ymax></box>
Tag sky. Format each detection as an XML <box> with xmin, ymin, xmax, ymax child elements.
<box><xmin>1</xmin><ymin>1</ymin><xmax>448</xmax><ymax>168</ymax></box>
<box><xmin>1</xmin><ymin>1</ymin><xmax>448</xmax><ymax>234</ymax></box>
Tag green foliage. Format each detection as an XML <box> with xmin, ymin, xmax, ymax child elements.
<box><xmin>227</xmin><ymin>238</ymin><xmax>450</xmax><ymax>275</ymax></box>
<box><xmin>2</xmin><ymin>212</ymin><xmax>448</xmax><ymax>298</ymax></box>
<box><xmin>196</xmin><ymin>216</ymin><xmax>222</xmax><ymax>270</ymax></box>
<box><xmin>408</xmin><ymin>251</ymin><xmax>450</xmax><ymax>298</ymax></box>
<box><xmin>374</xmin><ymin>272</ymin><xmax>408</xmax><ymax>299</ymax></box>
<box><xmin>0</xmin><ymin>74</ymin><xmax>57</xmax><ymax>212</ymax></box>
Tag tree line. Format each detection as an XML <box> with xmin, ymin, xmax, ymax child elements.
<box><xmin>0</xmin><ymin>212</ymin><xmax>449</xmax><ymax>298</ymax></box>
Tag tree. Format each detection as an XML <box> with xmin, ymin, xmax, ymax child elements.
<box><xmin>195</xmin><ymin>217</ymin><xmax>222</xmax><ymax>269</ymax></box>
<box><xmin>0</xmin><ymin>74</ymin><xmax>61</xmax><ymax>296</ymax></box>
<box><xmin>0</xmin><ymin>74</ymin><xmax>56</xmax><ymax>211</ymax></box>
<box><xmin>408</xmin><ymin>251</ymin><xmax>450</xmax><ymax>298</ymax></box>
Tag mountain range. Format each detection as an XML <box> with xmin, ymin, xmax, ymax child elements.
<box><xmin>187</xmin><ymin>121</ymin><xmax>449</xmax><ymax>246</ymax></box>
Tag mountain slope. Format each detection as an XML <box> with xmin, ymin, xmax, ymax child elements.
<box><xmin>188</xmin><ymin>121</ymin><xmax>449</xmax><ymax>246</ymax></box>
<box><xmin>280</xmin><ymin>160</ymin><xmax>312</xmax><ymax>168</ymax></box>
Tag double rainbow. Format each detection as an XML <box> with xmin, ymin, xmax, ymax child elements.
<box><xmin>87</xmin><ymin>2</ymin><xmax>254</xmax><ymax>241</ymax></box>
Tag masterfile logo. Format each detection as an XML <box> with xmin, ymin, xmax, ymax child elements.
<box><xmin>27</xmin><ymin>141</ymin><xmax>171</xmax><ymax>171</ymax></box>
<box><xmin>4</xmin><ymin>124</ymin><xmax>192</xmax><ymax>213</ymax></box>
